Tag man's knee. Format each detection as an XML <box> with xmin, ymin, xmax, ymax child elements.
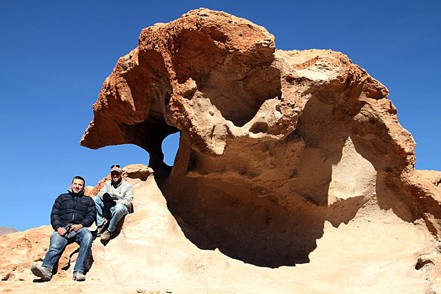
<box><xmin>93</xmin><ymin>196</ymin><xmax>105</xmax><ymax>209</ymax></box>
<box><xmin>78</xmin><ymin>228</ymin><xmax>93</xmax><ymax>242</ymax></box>
<box><xmin>49</xmin><ymin>232</ymin><xmax>67</xmax><ymax>249</ymax></box>
<box><xmin>115</xmin><ymin>203</ymin><xmax>129</xmax><ymax>215</ymax></box>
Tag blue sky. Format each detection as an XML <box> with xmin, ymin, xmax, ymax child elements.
<box><xmin>1</xmin><ymin>1</ymin><xmax>439</xmax><ymax>231</ymax></box>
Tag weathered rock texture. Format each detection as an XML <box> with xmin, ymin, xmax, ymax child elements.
<box><xmin>2</xmin><ymin>165</ymin><xmax>441</xmax><ymax>293</ymax></box>
<box><xmin>81</xmin><ymin>6</ymin><xmax>441</xmax><ymax>264</ymax></box>
<box><xmin>2</xmin><ymin>8</ymin><xmax>441</xmax><ymax>293</ymax></box>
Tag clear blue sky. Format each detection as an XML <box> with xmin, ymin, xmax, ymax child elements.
<box><xmin>1</xmin><ymin>1</ymin><xmax>439</xmax><ymax>231</ymax></box>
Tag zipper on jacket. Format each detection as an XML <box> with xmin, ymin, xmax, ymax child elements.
<box><xmin>72</xmin><ymin>195</ymin><xmax>76</xmax><ymax>221</ymax></box>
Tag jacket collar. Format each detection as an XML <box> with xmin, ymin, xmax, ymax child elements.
<box><xmin>111</xmin><ymin>178</ymin><xmax>123</xmax><ymax>188</ymax></box>
<box><xmin>68</xmin><ymin>188</ymin><xmax>84</xmax><ymax>197</ymax></box>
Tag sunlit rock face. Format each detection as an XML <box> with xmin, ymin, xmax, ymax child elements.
<box><xmin>0</xmin><ymin>227</ymin><xmax>82</xmax><ymax>282</ymax></box>
<box><xmin>81</xmin><ymin>8</ymin><xmax>441</xmax><ymax>267</ymax></box>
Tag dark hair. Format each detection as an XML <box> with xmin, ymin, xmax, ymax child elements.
<box><xmin>72</xmin><ymin>176</ymin><xmax>85</xmax><ymax>186</ymax></box>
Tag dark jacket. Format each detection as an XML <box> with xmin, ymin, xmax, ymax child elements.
<box><xmin>50</xmin><ymin>189</ymin><xmax>96</xmax><ymax>230</ymax></box>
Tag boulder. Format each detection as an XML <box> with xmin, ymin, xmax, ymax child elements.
<box><xmin>80</xmin><ymin>8</ymin><xmax>441</xmax><ymax>268</ymax></box>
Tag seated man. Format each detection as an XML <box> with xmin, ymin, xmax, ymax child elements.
<box><xmin>31</xmin><ymin>176</ymin><xmax>95</xmax><ymax>282</ymax></box>
<box><xmin>93</xmin><ymin>165</ymin><xmax>134</xmax><ymax>243</ymax></box>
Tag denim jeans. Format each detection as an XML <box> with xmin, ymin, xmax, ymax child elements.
<box><xmin>93</xmin><ymin>196</ymin><xmax>129</xmax><ymax>233</ymax></box>
<box><xmin>42</xmin><ymin>228</ymin><xmax>93</xmax><ymax>273</ymax></box>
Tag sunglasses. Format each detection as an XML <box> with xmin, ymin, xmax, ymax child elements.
<box><xmin>110</xmin><ymin>164</ymin><xmax>120</xmax><ymax>169</ymax></box>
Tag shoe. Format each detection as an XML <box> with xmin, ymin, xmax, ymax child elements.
<box><xmin>96</xmin><ymin>219</ymin><xmax>108</xmax><ymax>236</ymax></box>
<box><xmin>100</xmin><ymin>230</ymin><xmax>112</xmax><ymax>243</ymax></box>
<box><xmin>31</xmin><ymin>263</ymin><xmax>52</xmax><ymax>281</ymax></box>
<box><xmin>73</xmin><ymin>271</ymin><xmax>86</xmax><ymax>282</ymax></box>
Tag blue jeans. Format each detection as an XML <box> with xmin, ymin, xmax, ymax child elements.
<box><xmin>42</xmin><ymin>228</ymin><xmax>93</xmax><ymax>273</ymax></box>
<box><xmin>93</xmin><ymin>196</ymin><xmax>129</xmax><ymax>233</ymax></box>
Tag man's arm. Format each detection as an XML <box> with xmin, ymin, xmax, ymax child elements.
<box><xmin>96</xmin><ymin>182</ymin><xmax>110</xmax><ymax>199</ymax></box>
<box><xmin>50</xmin><ymin>195</ymin><xmax>63</xmax><ymax>230</ymax></box>
<box><xmin>51</xmin><ymin>195</ymin><xmax>69</xmax><ymax>235</ymax></box>
<box><xmin>119</xmin><ymin>182</ymin><xmax>134</xmax><ymax>207</ymax></box>
<box><xmin>79</xmin><ymin>197</ymin><xmax>96</xmax><ymax>228</ymax></box>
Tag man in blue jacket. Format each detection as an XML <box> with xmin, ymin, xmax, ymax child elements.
<box><xmin>31</xmin><ymin>176</ymin><xmax>96</xmax><ymax>282</ymax></box>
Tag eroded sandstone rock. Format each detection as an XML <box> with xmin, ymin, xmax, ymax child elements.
<box><xmin>2</xmin><ymin>165</ymin><xmax>441</xmax><ymax>293</ymax></box>
<box><xmin>80</xmin><ymin>8</ymin><xmax>441</xmax><ymax>270</ymax></box>
<box><xmin>0</xmin><ymin>226</ymin><xmax>81</xmax><ymax>282</ymax></box>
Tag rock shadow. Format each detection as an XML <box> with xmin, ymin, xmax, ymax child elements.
<box><xmin>160</xmin><ymin>93</ymin><xmax>351</xmax><ymax>268</ymax></box>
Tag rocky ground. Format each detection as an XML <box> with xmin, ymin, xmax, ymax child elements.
<box><xmin>1</xmin><ymin>165</ymin><xmax>441</xmax><ymax>293</ymax></box>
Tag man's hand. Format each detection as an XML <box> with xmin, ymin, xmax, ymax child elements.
<box><xmin>103</xmin><ymin>193</ymin><xmax>113</xmax><ymax>202</ymax></box>
<box><xmin>70</xmin><ymin>224</ymin><xmax>83</xmax><ymax>232</ymax></box>
<box><xmin>57</xmin><ymin>227</ymin><xmax>67</xmax><ymax>236</ymax></box>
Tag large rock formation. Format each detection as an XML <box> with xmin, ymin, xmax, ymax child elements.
<box><xmin>81</xmin><ymin>7</ymin><xmax>441</xmax><ymax>265</ymax></box>
<box><xmin>2</xmin><ymin>8</ymin><xmax>441</xmax><ymax>293</ymax></box>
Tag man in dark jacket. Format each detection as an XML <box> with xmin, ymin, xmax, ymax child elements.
<box><xmin>31</xmin><ymin>176</ymin><xmax>96</xmax><ymax>282</ymax></box>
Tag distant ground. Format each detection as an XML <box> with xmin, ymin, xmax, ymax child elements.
<box><xmin>0</xmin><ymin>227</ymin><xmax>18</xmax><ymax>237</ymax></box>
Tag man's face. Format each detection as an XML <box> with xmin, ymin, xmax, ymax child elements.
<box><xmin>71</xmin><ymin>178</ymin><xmax>85</xmax><ymax>194</ymax></box>
<box><xmin>111</xmin><ymin>172</ymin><xmax>121</xmax><ymax>183</ymax></box>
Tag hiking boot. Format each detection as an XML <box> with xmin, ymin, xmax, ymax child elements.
<box><xmin>73</xmin><ymin>271</ymin><xmax>86</xmax><ymax>282</ymax></box>
<box><xmin>96</xmin><ymin>219</ymin><xmax>108</xmax><ymax>236</ymax></box>
<box><xmin>100</xmin><ymin>230</ymin><xmax>112</xmax><ymax>243</ymax></box>
<box><xmin>31</xmin><ymin>263</ymin><xmax>52</xmax><ymax>281</ymax></box>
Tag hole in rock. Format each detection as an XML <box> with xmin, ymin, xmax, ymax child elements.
<box><xmin>119</xmin><ymin>118</ymin><xmax>178</xmax><ymax>182</ymax></box>
<box><xmin>415</xmin><ymin>257</ymin><xmax>434</xmax><ymax>270</ymax></box>
<box><xmin>83</xmin><ymin>144</ymin><xmax>150</xmax><ymax>187</ymax></box>
<box><xmin>162</xmin><ymin>132</ymin><xmax>180</xmax><ymax>166</ymax></box>
<box><xmin>249</xmin><ymin>121</ymin><xmax>269</xmax><ymax>134</ymax></box>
